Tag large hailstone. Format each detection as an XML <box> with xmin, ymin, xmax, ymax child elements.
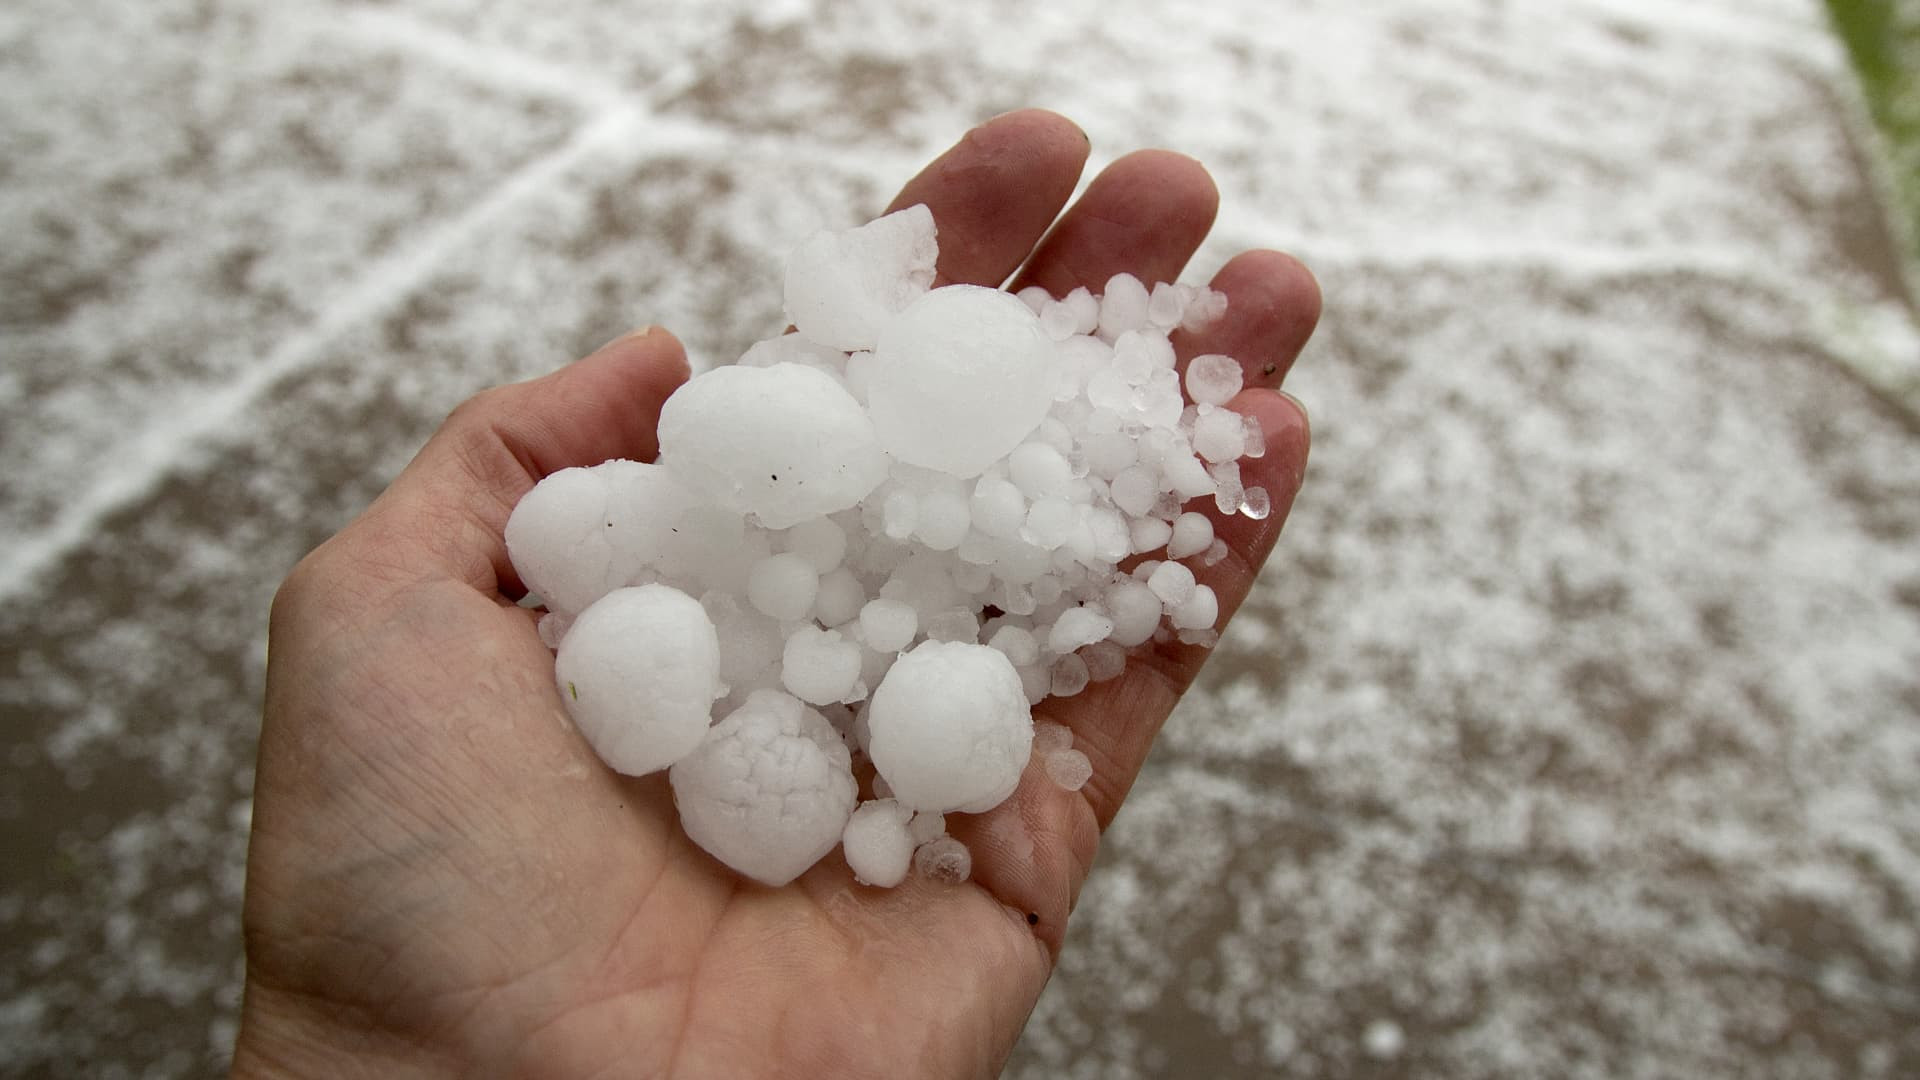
<box><xmin>784</xmin><ymin>204</ymin><xmax>938</xmax><ymax>351</ymax></box>
<box><xmin>866</xmin><ymin>641</ymin><xmax>1034</xmax><ymax>813</ymax></box>
<box><xmin>554</xmin><ymin>585</ymin><xmax>721</xmax><ymax>776</ymax></box>
<box><xmin>656</xmin><ymin>362</ymin><xmax>888</xmax><ymax>529</ymax></box>
<box><xmin>868</xmin><ymin>285</ymin><xmax>1057</xmax><ymax>478</ymax></box>
<box><xmin>504</xmin><ymin>460</ymin><xmax>694</xmax><ymax>616</ymax></box>
<box><xmin>669</xmin><ymin>689</ymin><xmax>858</xmax><ymax>886</ymax></box>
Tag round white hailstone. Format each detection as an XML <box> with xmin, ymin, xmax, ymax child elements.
<box><xmin>867</xmin><ymin>641</ymin><xmax>1033</xmax><ymax>814</ymax></box>
<box><xmin>1147</xmin><ymin>561</ymin><xmax>1198</xmax><ymax>607</ymax></box>
<box><xmin>702</xmin><ymin>591</ymin><xmax>784</xmax><ymax>691</ymax></box>
<box><xmin>657</xmin><ymin>362</ymin><xmax>887</xmax><ymax>529</ymax></box>
<box><xmin>781</xmin><ymin>626</ymin><xmax>864</xmax><ymax>705</ymax></box>
<box><xmin>738</xmin><ymin>331</ymin><xmax>849</xmax><ymax>373</ymax></box>
<box><xmin>1098</xmin><ymin>273</ymin><xmax>1150</xmax><ymax>339</ymax></box>
<box><xmin>1192</xmin><ymin>408</ymin><xmax>1247</xmax><ymax>464</ymax></box>
<box><xmin>1109</xmin><ymin>466</ymin><xmax>1159</xmax><ymax>517</ymax></box>
<box><xmin>784</xmin><ymin>203</ymin><xmax>937</xmax><ymax>352</ymax></box>
<box><xmin>1064</xmin><ymin>286</ymin><xmax>1100</xmax><ymax>334</ymax></box>
<box><xmin>670</xmin><ymin>690</ymin><xmax>857</xmax><ymax>886</ymax></box>
<box><xmin>1240</xmin><ymin>412</ymin><xmax>1267</xmax><ymax>459</ymax></box>
<box><xmin>869</xmin><ymin>285</ymin><xmax>1056</xmax><ymax>477</ymax></box>
<box><xmin>1023</xmin><ymin>498</ymin><xmax>1075</xmax><ymax>550</ymax></box>
<box><xmin>747</xmin><ymin>552</ymin><xmax>819</xmax><ymax>622</ymax></box>
<box><xmin>652</xmin><ymin>505</ymin><xmax>768</xmax><ymax>596</ymax></box>
<box><xmin>1008</xmin><ymin>442</ymin><xmax>1072</xmax><ymax>499</ymax></box>
<box><xmin>1083</xmin><ymin>431</ymin><xmax>1137</xmax><ymax>479</ymax></box>
<box><xmin>1185</xmin><ymin>354</ymin><xmax>1244</xmax><ymax>407</ymax></box>
<box><xmin>1104</xmin><ymin>580</ymin><xmax>1164</xmax><ymax>648</ymax></box>
<box><xmin>1038</xmin><ymin>299</ymin><xmax>1078</xmax><ymax>341</ymax></box>
<box><xmin>783</xmin><ymin>517</ymin><xmax>848</xmax><ymax>572</ymax></box>
<box><xmin>1015</xmin><ymin>284</ymin><xmax>1052</xmax><ymax>313</ymax></box>
<box><xmin>906</xmin><ymin>810</ymin><xmax>947</xmax><ymax>846</ymax></box>
<box><xmin>987</xmin><ymin>624</ymin><xmax>1040</xmax><ymax>668</ymax></box>
<box><xmin>1181</xmin><ymin>287</ymin><xmax>1229</xmax><ymax>332</ymax></box>
<box><xmin>843</xmin><ymin>350</ymin><xmax>878</xmax><ymax>403</ymax></box>
<box><xmin>1201</xmin><ymin>538</ymin><xmax>1231</xmax><ymax>567</ymax></box>
<box><xmin>1166</xmin><ymin>512</ymin><xmax>1215</xmax><ymax>560</ymax></box>
<box><xmin>556</xmin><ymin>585</ymin><xmax>721</xmax><ymax>777</ymax></box>
<box><xmin>1051</xmin><ymin>654</ymin><xmax>1090</xmax><ymax>698</ymax></box>
<box><xmin>1146</xmin><ymin>281</ymin><xmax>1185</xmax><ymax>329</ymax></box>
<box><xmin>924</xmin><ymin>607</ymin><xmax>981</xmax><ymax>644</ymax></box>
<box><xmin>812</xmin><ymin>567</ymin><xmax>866</xmax><ymax>627</ymax></box>
<box><xmin>1163</xmin><ymin>451</ymin><xmax>1217</xmax><ymax>500</ymax></box>
<box><xmin>914</xmin><ymin>488</ymin><xmax>972</xmax><ymax>551</ymax></box>
<box><xmin>842</xmin><ymin>799</ymin><xmax>916</xmax><ymax>888</ymax></box>
<box><xmin>1170</xmin><ymin>583</ymin><xmax>1219</xmax><ymax>631</ymax></box>
<box><xmin>1241</xmin><ymin>486</ymin><xmax>1273</xmax><ymax>521</ymax></box>
<box><xmin>913</xmin><ymin>835</ymin><xmax>973</xmax><ymax>885</ymax></box>
<box><xmin>505</xmin><ymin>459</ymin><xmax>694</xmax><ymax>616</ymax></box>
<box><xmin>969</xmin><ymin>474</ymin><xmax>1028</xmax><ymax>538</ymax></box>
<box><xmin>1081</xmin><ymin>641</ymin><xmax>1128</xmax><ymax>682</ymax></box>
<box><xmin>1088</xmin><ymin>507</ymin><xmax>1133</xmax><ymax>562</ymax></box>
<box><xmin>1048</xmin><ymin>606</ymin><xmax>1114</xmax><ymax>654</ymax></box>
<box><xmin>858</xmin><ymin>598</ymin><xmax>918</xmax><ymax>653</ymax></box>
<box><xmin>1043</xmin><ymin>748</ymin><xmax>1094</xmax><ymax>792</ymax></box>
<box><xmin>1130</xmin><ymin>516</ymin><xmax>1173</xmax><ymax>554</ymax></box>
<box><xmin>880</xmin><ymin>551</ymin><xmax>964</xmax><ymax>619</ymax></box>
<box><xmin>1032</xmin><ymin>719</ymin><xmax>1074</xmax><ymax>754</ymax></box>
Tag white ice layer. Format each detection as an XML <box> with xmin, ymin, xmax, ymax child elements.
<box><xmin>507</xmin><ymin>204</ymin><xmax>1275</xmax><ymax>888</ymax></box>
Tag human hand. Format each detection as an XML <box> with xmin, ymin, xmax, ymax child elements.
<box><xmin>233</xmin><ymin>110</ymin><xmax>1319</xmax><ymax>1079</ymax></box>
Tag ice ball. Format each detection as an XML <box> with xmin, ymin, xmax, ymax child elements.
<box><xmin>867</xmin><ymin>641</ymin><xmax>1033</xmax><ymax>814</ymax></box>
<box><xmin>505</xmin><ymin>460</ymin><xmax>694</xmax><ymax>616</ymax></box>
<box><xmin>554</xmin><ymin>585</ymin><xmax>720</xmax><ymax>776</ymax></box>
<box><xmin>669</xmin><ymin>689</ymin><xmax>857</xmax><ymax>886</ymax></box>
<box><xmin>784</xmin><ymin>203</ymin><xmax>937</xmax><ymax>352</ymax></box>
<box><xmin>841</xmin><ymin>798</ymin><xmax>915</xmax><ymax>888</ymax></box>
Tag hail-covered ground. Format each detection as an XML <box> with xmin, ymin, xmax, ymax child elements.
<box><xmin>4</xmin><ymin>0</ymin><xmax>1919</xmax><ymax>1077</ymax></box>
<box><xmin>510</xmin><ymin>205</ymin><xmax>1259</xmax><ymax>887</ymax></box>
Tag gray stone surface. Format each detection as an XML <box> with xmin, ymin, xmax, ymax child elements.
<box><xmin>1</xmin><ymin>0</ymin><xmax>1916</xmax><ymax>1076</ymax></box>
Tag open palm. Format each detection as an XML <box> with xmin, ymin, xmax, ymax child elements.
<box><xmin>233</xmin><ymin>110</ymin><xmax>1319</xmax><ymax>1079</ymax></box>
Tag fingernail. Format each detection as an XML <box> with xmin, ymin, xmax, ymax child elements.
<box><xmin>1277</xmin><ymin>390</ymin><xmax>1308</xmax><ymax>422</ymax></box>
<box><xmin>597</xmin><ymin>325</ymin><xmax>660</xmax><ymax>352</ymax></box>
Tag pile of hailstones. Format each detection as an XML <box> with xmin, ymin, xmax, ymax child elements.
<box><xmin>507</xmin><ymin>204</ymin><xmax>1269</xmax><ymax>890</ymax></box>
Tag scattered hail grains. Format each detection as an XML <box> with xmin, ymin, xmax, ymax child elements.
<box><xmin>504</xmin><ymin>203</ymin><xmax>1279</xmax><ymax>888</ymax></box>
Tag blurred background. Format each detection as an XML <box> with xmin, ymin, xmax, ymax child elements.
<box><xmin>3</xmin><ymin>0</ymin><xmax>1918</xmax><ymax>1076</ymax></box>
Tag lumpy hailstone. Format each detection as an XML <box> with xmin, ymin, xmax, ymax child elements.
<box><xmin>669</xmin><ymin>690</ymin><xmax>857</xmax><ymax>886</ymax></box>
<box><xmin>508</xmin><ymin>202</ymin><xmax>1276</xmax><ymax>888</ymax></box>
<box><xmin>554</xmin><ymin>585</ymin><xmax>721</xmax><ymax>776</ymax></box>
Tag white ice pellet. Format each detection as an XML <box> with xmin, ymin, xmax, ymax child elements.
<box><xmin>1063</xmin><ymin>286</ymin><xmax>1100</xmax><ymax>334</ymax></box>
<box><xmin>669</xmin><ymin>690</ymin><xmax>857</xmax><ymax>886</ymax></box>
<box><xmin>1043</xmin><ymin>748</ymin><xmax>1094</xmax><ymax>792</ymax></box>
<box><xmin>1109</xmin><ymin>466</ymin><xmax>1159</xmax><ymax>516</ymax></box>
<box><xmin>867</xmin><ymin>642</ymin><xmax>1033</xmax><ymax>813</ymax></box>
<box><xmin>1039</xmin><ymin>299</ymin><xmax>1079</xmax><ymax>341</ymax></box>
<box><xmin>537</xmin><ymin>611</ymin><xmax>571</xmax><ymax>649</ymax></box>
<box><xmin>1032</xmin><ymin>719</ymin><xmax>1074</xmax><ymax>754</ymax></box>
<box><xmin>913</xmin><ymin>835</ymin><xmax>972</xmax><ymax>884</ymax></box>
<box><xmin>925</xmin><ymin>607</ymin><xmax>980</xmax><ymax>644</ymax></box>
<box><xmin>1081</xmin><ymin>641</ymin><xmax>1128</xmax><ymax>682</ymax></box>
<box><xmin>1104</xmin><ymin>580</ymin><xmax>1164</xmax><ymax>648</ymax></box>
<box><xmin>1184</xmin><ymin>354</ymin><xmax>1243</xmax><ymax>407</ymax></box>
<box><xmin>1008</xmin><ymin>442</ymin><xmax>1072</xmax><ymax>498</ymax></box>
<box><xmin>747</xmin><ymin>552</ymin><xmax>819</xmax><ymax>622</ymax></box>
<box><xmin>858</xmin><ymin>598</ymin><xmax>918</xmax><ymax>653</ymax></box>
<box><xmin>783</xmin><ymin>517</ymin><xmax>848</xmax><ymax>572</ymax></box>
<box><xmin>812</xmin><ymin>567</ymin><xmax>866</xmax><ymax>627</ymax></box>
<box><xmin>906</xmin><ymin>810</ymin><xmax>947</xmax><ymax>846</ymax></box>
<box><xmin>784</xmin><ymin>203</ymin><xmax>937</xmax><ymax>352</ymax></box>
<box><xmin>1169</xmin><ymin>583</ymin><xmax>1219</xmax><ymax>631</ymax></box>
<box><xmin>1097</xmin><ymin>273</ymin><xmax>1150</xmax><ymax>340</ymax></box>
<box><xmin>1201</xmin><ymin>538</ymin><xmax>1231</xmax><ymax>567</ymax></box>
<box><xmin>1082</xmin><ymin>431</ymin><xmax>1137</xmax><ymax>479</ymax></box>
<box><xmin>1163</xmin><ymin>451</ymin><xmax>1217</xmax><ymax>500</ymax></box>
<box><xmin>1192</xmin><ymin>407</ymin><xmax>1247</xmax><ymax>464</ymax></box>
<box><xmin>1166</xmin><ymin>512</ymin><xmax>1215</xmax><ymax>559</ymax></box>
<box><xmin>657</xmin><ymin>363</ymin><xmax>887</xmax><ymax>529</ymax></box>
<box><xmin>505</xmin><ymin>459</ymin><xmax>694</xmax><ymax>617</ymax></box>
<box><xmin>987</xmin><ymin>624</ymin><xmax>1041</xmax><ymax>667</ymax></box>
<box><xmin>1180</xmin><ymin>287</ymin><xmax>1228</xmax><ymax>332</ymax></box>
<box><xmin>1048</xmin><ymin>606</ymin><xmax>1114</xmax><ymax>654</ymax></box>
<box><xmin>869</xmin><ymin>285</ymin><xmax>1056</xmax><ymax>477</ymax></box>
<box><xmin>970</xmin><ymin>474</ymin><xmax>1028</xmax><ymax>538</ymax></box>
<box><xmin>781</xmin><ymin>626</ymin><xmax>864</xmax><ymax>705</ymax></box>
<box><xmin>913</xmin><ymin>488</ymin><xmax>972</xmax><ymax>551</ymax></box>
<box><xmin>555</xmin><ymin>585</ymin><xmax>721</xmax><ymax>776</ymax></box>
<box><xmin>1146</xmin><ymin>281</ymin><xmax>1185</xmax><ymax>329</ymax></box>
<box><xmin>1241</xmin><ymin>486</ymin><xmax>1273</xmax><ymax>520</ymax></box>
<box><xmin>1050</xmin><ymin>653</ymin><xmax>1090</xmax><ymax>698</ymax></box>
<box><xmin>1023</xmin><ymin>498</ymin><xmax>1076</xmax><ymax>550</ymax></box>
<box><xmin>842</xmin><ymin>798</ymin><xmax>916</xmax><ymax>888</ymax></box>
<box><xmin>1129</xmin><ymin>516</ymin><xmax>1173</xmax><ymax>554</ymax></box>
<box><xmin>1147</xmin><ymin>561</ymin><xmax>1197</xmax><ymax>607</ymax></box>
<box><xmin>1016</xmin><ymin>284</ymin><xmax>1051</xmax><ymax>313</ymax></box>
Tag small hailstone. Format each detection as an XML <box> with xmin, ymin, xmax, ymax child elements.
<box><xmin>1009</xmin><ymin>442</ymin><xmax>1072</xmax><ymax>498</ymax></box>
<box><xmin>1200</xmin><ymin>538</ymin><xmax>1230</xmax><ymax>567</ymax></box>
<box><xmin>657</xmin><ymin>363</ymin><xmax>887</xmax><ymax>529</ymax></box>
<box><xmin>784</xmin><ymin>203</ymin><xmax>937</xmax><ymax>351</ymax></box>
<box><xmin>505</xmin><ymin>459</ymin><xmax>694</xmax><ymax>616</ymax></box>
<box><xmin>537</xmin><ymin>612</ymin><xmax>572</xmax><ymax>649</ymax></box>
<box><xmin>858</xmin><ymin>598</ymin><xmax>918</xmax><ymax>653</ymax></box>
<box><xmin>813</xmin><ymin>567</ymin><xmax>866</xmax><ymax>627</ymax></box>
<box><xmin>555</xmin><ymin>585</ymin><xmax>721</xmax><ymax>776</ymax></box>
<box><xmin>1104</xmin><ymin>580</ymin><xmax>1164</xmax><ymax>648</ymax></box>
<box><xmin>987</xmin><ymin>625</ymin><xmax>1041</xmax><ymax>667</ymax></box>
<box><xmin>1146</xmin><ymin>281</ymin><xmax>1185</xmax><ymax>329</ymax></box>
<box><xmin>781</xmin><ymin>626</ymin><xmax>864</xmax><ymax>705</ymax></box>
<box><xmin>1129</xmin><ymin>516</ymin><xmax>1173</xmax><ymax>554</ymax></box>
<box><xmin>1162</xmin><ymin>452</ymin><xmax>1216</xmax><ymax>500</ymax></box>
<box><xmin>1241</xmin><ymin>486</ymin><xmax>1273</xmax><ymax>520</ymax></box>
<box><xmin>1184</xmin><ymin>354</ymin><xmax>1243</xmax><ymax>406</ymax></box>
<box><xmin>842</xmin><ymin>799</ymin><xmax>916</xmax><ymax>888</ymax></box>
<box><xmin>1082</xmin><ymin>432</ymin><xmax>1136</xmax><ymax>479</ymax></box>
<box><xmin>1043</xmin><ymin>748</ymin><xmax>1094</xmax><ymax>792</ymax></box>
<box><xmin>1147</xmin><ymin>561</ymin><xmax>1198</xmax><ymax>607</ymax></box>
<box><xmin>1048</xmin><ymin>606</ymin><xmax>1114</xmax><ymax>654</ymax></box>
<box><xmin>1192</xmin><ymin>408</ymin><xmax>1246</xmax><ymax>464</ymax></box>
<box><xmin>1032</xmin><ymin>719</ymin><xmax>1074</xmax><ymax>754</ymax></box>
<box><xmin>925</xmin><ymin>607</ymin><xmax>980</xmax><ymax>644</ymax></box>
<box><xmin>868</xmin><ymin>641</ymin><xmax>1033</xmax><ymax>814</ymax></box>
<box><xmin>1023</xmin><ymin>498</ymin><xmax>1076</xmax><ymax>550</ymax></box>
<box><xmin>783</xmin><ymin>517</ymin><xmax>848</xmax><ymax>572</ymax></box>
<box><xmin>1166</xmin><ymin>512</ymin><xmax>1214</xmax><ymax>559</ymax></box>
<box><xmin>913</xmin><ymin>488</ymin><xmax>971</xmax><ymax>550</ymax></box>
<box><xmin>1081</xmin><ymin>641</ymin><xmax>1127</xmax><ymax>682</ymax></box>
<box><xmin>669</xmin><ymin>689</ymin><xmax>858</xmax><ymax>886</ymax></box>
<box><xmin>881</xmin><ymin>488</ymin><xmax>918</xmax><ymax>540</ymax></box>
<box><xmin>1039</xmin><ymin>299</ymin><xmax>1079</xmax><ymax>341</ymax></box>
<box><xmin>970</xmin><ymin>474</ymin><xmax>1028</xmax><ymax>538</ymax></box>
<box><xmin>1016</xmin><ymin>284</ymin><xmax>1051</xmax><ymax>313</ymax></box>
<box><xmin>1240</xmin><ymin>412</ymin><xmax>1267</xmax><ymax>458</ymax></box>
<box><xmin>913</xmin><ymin>835</ymin><xmax>972</xmax><ymax>884</ymax></box>
<box><xmin>1097</xmin><ymin>273</ymin><xmax>1150</xmax><ymax>339</ymax></box>
<box><xmin>1169</xmin><ymin>583</ymin><xmax>1219</xmax><ymax>631</ymax></box>
<box><xmin>1018</xmin><ymin>662</ymin><xmax>1050</xmax><ymax>704</ymax></box>
<box><xmin>906</xmin><ymin>810</ymin><xmax>947</xmax><ymax>846</ymax></box>
<box><xmin>1063</xmin><ymin>285</ymin><xmax>1100</xmax><ymax>334</ymax></box>
<box><xmin>747</xmin><ymin>552</ymin><xmax>819</xmax><ymax>621</ymax></box>
<box><xmin>869</xmin><ymin>285</ymin><xmax>1056</xmax><ymax>477</ymax></box>
<box><xmin>1109</xmin><ymin>466</ymin><xmax>1159</xmax><ymax>517</ymax></box>
<box><xmin>702</xmin><ymin>591</ymin><xmax>784</xmax><ymax>690</ymax></box>
<box><xmin>1050</xmin><ymin>654</ymin><xmax>1090</xmax><ymax>698</ymax></box>
<box><xmin>1180</xmin><ymin>287</ymin><xmax>1228</xmax><ymax>332</ymax></box>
